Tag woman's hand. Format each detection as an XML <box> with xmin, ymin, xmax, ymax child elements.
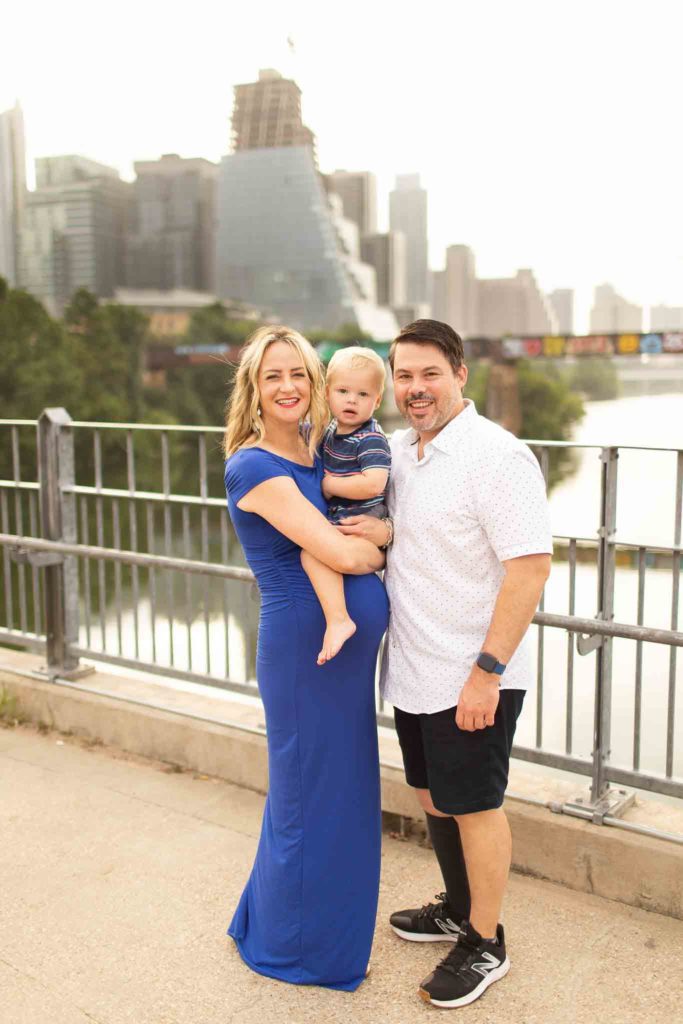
<box><xmin>335</xmin><ymin>515</ymin><xmax>391</xmax><ymax>548</ymax></box>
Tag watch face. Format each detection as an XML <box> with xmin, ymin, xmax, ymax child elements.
<box><xmin>478</xmin><ymin>653</ymin><xmax>497</xmax><ymax>672</ymax></box>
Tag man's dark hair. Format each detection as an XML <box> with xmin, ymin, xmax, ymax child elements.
<box><xmin>389</xmin><ymin>319</ymin><xmax>465</xmax><ymax>374</ymax></box>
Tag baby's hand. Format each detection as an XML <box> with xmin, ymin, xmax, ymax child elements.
<box><xmin>322</xmin><ymin>473</ymin><xmax>335</xmax><ymax>500</ymax></box>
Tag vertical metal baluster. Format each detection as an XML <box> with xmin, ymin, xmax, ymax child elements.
<box><xmin>80</xmin><ymin>497</ymin><xmax>92</xmax><ymax>647</ymax></box>
<box><xmin>112</xmin><ymin>499</ymin><xmax>123</xmax><ymax>654</ymax></box>
<box><xmin>11</xmin><ymin>427</ymin><xmax>28</xmax><ymax>634</ymax></box>
<box><xmin>591</xmin><ymin>446</ymin><xmax>618</xmax><ymax>804</ymax></box>
<box><xmin>146</xmin><ymin>502</ymin><xmax>157</xmax><ymax>663</ymax></box>
<box><xmin>94</xmin><ymin>430</ymin><xmax>107</xmax><ymax>650</ymax></box>
<box><xmin>1</xmin><ymin>489</ymin><xmax>13</xmax><ymax>630</ymax></box>
<box><xmin>199</xmin><ymin>434</ymin><xmax>211</xmax><ymax>675</ymax></box>
<box><xmin>633</xmin><ymin>546</ymin><xmax>646</xmax><ymax>771</ymax></box>
<box><xmin>127</xmin><ymin>430</ymin><xmax>140</xmax><ymax>659</ymax></box>
<box><xmin>161</xmin><ymin>432</ymin><xmax>174</xmax><ymax>665</ymax></box>
<box><xmin>666</xmin><ymin>451</ymin><xmax>682</xmax><ymax>778</ymax></box>
<box><xmin>28</xmin><ymin>490</ymin><xmax>42</xmax><ymax>637</ymax></box>
<box><xmin>182</xmin><ymin>503</ymin><xmax>193</xmax><ymax>670</ymax></box>
<box><xmin>221</xmin><ymin>512</ymin><xmax>230</xmax><ymax>679</ymax></box>
<box><xmin>565</xmin><ymin>538</ymin><xmax>577</xmax><ymax>754</ymax></box>
<box><xmin>535</xmin><ymin>447</ymin><xmax>550</xmax><ymax>749</ymax></box>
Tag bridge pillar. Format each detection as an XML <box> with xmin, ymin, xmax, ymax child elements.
<box><xmin>485</xmin><ymin>361</ymin><xmax>522</xmax><ymax>435</ymax></box>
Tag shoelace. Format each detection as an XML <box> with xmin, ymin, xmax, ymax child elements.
<box><xmin>434</xmin><ymin>933</ymin><xmax>481</xmax><ymax>978</ymax></box>
<box><xmin>416</xmin><ymin>893</ymin><xmax>450</xmax><ymax>921</ymax></box>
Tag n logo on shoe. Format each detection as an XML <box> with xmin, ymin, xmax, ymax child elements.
<box><xmin>435</xmin><ymin>918</ymin><xmax>460</xmax><ymax>937</ymax></box>
<box><xmin>471</xmin><ymin>951</ymin><xmax>500</xmax><ymax>978</ymax></box>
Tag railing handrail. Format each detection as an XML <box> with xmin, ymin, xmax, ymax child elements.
<box><xmin>1</xmin><ymin>418</ymin><xmax>681</xmax><ymax>453</ymax></box>
<box><xmin>2</xmin><ymin>531</ymin><xmax>682</xmax><ymax>649</ymax></box>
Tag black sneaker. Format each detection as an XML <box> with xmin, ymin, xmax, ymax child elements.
<box><xmin>390</xmin><ymin>893</ymin><xmax>462</xmax><ymax>943</ymax></box>
<box><xmin>418</xmin><ymin>921</ymin><xmax>509</xmax><ymax>1008</ymax></box>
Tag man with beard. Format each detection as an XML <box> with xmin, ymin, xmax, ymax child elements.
<box><xmin>337</xmin><ymin>319</ymin><xmax>552</xmax><ymax>1009</ymax></box>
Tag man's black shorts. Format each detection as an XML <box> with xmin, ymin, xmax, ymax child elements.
<box><xmin>393</xmin><ymin>690</ymin><xmax>525</xmax><ymax>816</ymax></box>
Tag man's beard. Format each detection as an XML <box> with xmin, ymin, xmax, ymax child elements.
<box><xmin>399</xmin><ymin>391</ymin><xmax>456</xmax><ymax>433</ymax></box>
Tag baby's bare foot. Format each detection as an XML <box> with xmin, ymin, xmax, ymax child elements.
<box><xmin>317</xmin><ymin>617</ymin><xmax>357</xmax><ymax>665</ymax></box>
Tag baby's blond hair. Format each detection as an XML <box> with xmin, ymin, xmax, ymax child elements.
<box><xmin>326</xmin><ymin>346</ymin><xmax>387</xmax><ymax>397</ymax></box>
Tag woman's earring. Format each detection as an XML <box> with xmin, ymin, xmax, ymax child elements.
<box><xmin>257</xmin><ymin>407</ymin><xmax>262</xmax><ymax>416</ymax></box>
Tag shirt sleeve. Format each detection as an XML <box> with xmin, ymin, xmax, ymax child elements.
<box><xmin>355</xmin><ymin>429</ymin><xmax>392</xmax><ymax>472</ymax></box>
<box><xmin>475</xmin><ymin>445</ymin><xmax>553</xmax><ymax>562</ymax></box>
<box><xmin>224</xmin><ymin>449</ymin><xmax>291</xmax><ymax>505</ymax></box>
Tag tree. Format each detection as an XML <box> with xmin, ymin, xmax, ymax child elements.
<box><xmin>568</xmin><ymin>358</ymin><xmax>620</xmax><ymax>401</ymax></box>
<box><xmin>307</xmin><ymin>322</ymin><xmax>375</xmax><ymax>345</ymax></box>
<box><xmin>464</xmin><ymin>359</ymin><xmax>584</xmax><ymax>489</ymax></box>
<box><xmin>183</xmin><ymin>302</ymin><xmax>258</xmax><ymax>348</ymax></box>
<box><xmin>0</xmin><ymin>285</ymin><xmax>82</xmax><ymax>419</ymax></box>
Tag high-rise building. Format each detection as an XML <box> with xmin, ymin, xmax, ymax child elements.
<box><xmin>217</xmin><ymin>146</ymin><xmax>396</xmax><ymax>336</ymax></box>
<box><xmin>231</xmin><ymin>69</ymin><xmax>316</xmax><ymax>156</ymax></box>
<box><xmin>430</xmin><ymin>269</ymin><xmax>448</xmax><ymax>323</ymax></box>
<box><xmin>0</xmin><ymin>103</ymin><xmax>26</xmax><ymax>287</ymax></box>
<box><xmin>126</xmin><ymin>154</ymin><xmax>217</xmax><ymax>293</ymax></box>
<box><xmin>389</xmin><ymin>174</ymin><xmax>428</xmax><ymax>306</ymax></box>
<box><xmin>476</xmin><ymin>268</ymin><xmax>557</xmax><ymax>338</ymax></box>
<box><xmin>328</xmin><ymin>170</ymin><xmax>377</xmax><ymax>237</ymax></box>
<box><xmin>216</xmin><ymin>73</ymin><xmax>396</xmax><ymax>337</ymax></box>
<box><xmin>649</xmin><ymin>305</ymin><xmax>683</xmax><ymax>331</ymax></box>
<box><xmin>590</xmin><ymin>284</ymin><xmax>642</xmax><ymax>333</ymax></box>
<box><xmin>548</xmin><ymin>288</ymin><xmax>574</xmax><ymax>334</ymax></box>
<box><xmin>361</xmin><ymin>232</ymin><xmax>406</xmax><ymax>308</ymax></box>
<box><xmin>19</xmin><ymin>156</ymin><xmax>130</xmax><ymax>315</ymax></box>
<box><xmin>444</xmin><ymin>244</ymin><xmax>477</xmax><ymax>336</ymax></box>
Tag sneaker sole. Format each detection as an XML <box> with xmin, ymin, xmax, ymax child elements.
<box><xmin>418</xmin><ymin>957</ymin><xmax>510</xmax><ymax>1008</ymax></box>
<box><xmin>391</xmin><ymin>925</ymin><xmax>459</xmax><ymax>943</ymax></box>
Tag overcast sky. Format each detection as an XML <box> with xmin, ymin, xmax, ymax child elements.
<box><xmin>3</xmin><ymin>0</ymin><xmax>682</xmax><ymax>330</ymax></box>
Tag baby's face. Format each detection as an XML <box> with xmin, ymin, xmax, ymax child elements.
<box><xmin>326</xmin><ymin>366</ymin><xmax>382</xmax><ymax>430</ymax></box>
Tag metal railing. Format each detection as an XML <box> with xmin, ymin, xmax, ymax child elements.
<box><xmin>1</xmin><ymin>409</ymin><xmax>682</xmax><ymax>824</ymax></box>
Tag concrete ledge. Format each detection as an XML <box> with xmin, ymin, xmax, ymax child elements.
<box><xmin>2</xmin><ymin>664</ymin><xmax>682</xmax><ymax>921</ymax></box>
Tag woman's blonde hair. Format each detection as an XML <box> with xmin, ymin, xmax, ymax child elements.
<box><xmin>223</xmin><ymin>325</ymin><xmax>329</xmax><ymax>459</ymax></box>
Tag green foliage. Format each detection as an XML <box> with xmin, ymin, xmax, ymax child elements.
<box><xmin>183</xmin><ymin>302</ymin><xmax>258</xmax><ymax>348</ymax></box>
<box><xmin>0</xmin><ymin>285</ymin><xmax>83</xmax><ymax>420</ymax></box>
<box><xmin>307</xmin><ymin>322</ymin><xmax>374</xmax><ymax>345</ymax></box>
<box><xmin>567</xmin><ymin>358</ymin><xmax>620</xmax><ymax>401</ymax></box>
<box><xmin>464</xmin><ymin>359</ymin><xmax>584</xmax><ymax>489</ymax></box>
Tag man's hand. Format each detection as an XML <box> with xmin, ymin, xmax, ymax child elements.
<box><xmin>455</xmin><ymin>666</ymin><xmax>500</xmax><ymax>731</ymax></box>
<box><xmin>335</xmin><ymin>514</ymin><xmax>390</xmax><ymax>547</ymax></box>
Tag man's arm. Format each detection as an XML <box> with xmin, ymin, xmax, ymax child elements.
<box><xmin>456</xmin><ymin>553</ymin><xmax>551</xmax><ymax>732</ymax></box>
<box><xmin>322</xmin><ymin>468</ymin><xmax>389</xmax><ymax>501</ymax></box>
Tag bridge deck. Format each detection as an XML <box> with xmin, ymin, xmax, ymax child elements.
<box><xmin>1</xmin><ymin>725</ymin><xmax>681</xmax><ymax>1024</ymax></box>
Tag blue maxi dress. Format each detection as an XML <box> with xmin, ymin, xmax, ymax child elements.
<box><xmin>224</xmin><ymin>447</ymin><xmax>389</xmax><ymax>991</ymax></box>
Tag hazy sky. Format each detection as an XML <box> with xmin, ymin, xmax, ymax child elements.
<box><xmin>4</xmin><ymin>0</ymin><xmax>682</xmax><ymax>330</ymax></box>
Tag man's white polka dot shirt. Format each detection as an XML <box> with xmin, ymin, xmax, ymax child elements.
<box><xmin>380</xmin><ymin>400</ymin><xmax>553</xmax><ymax>715</ymax></box>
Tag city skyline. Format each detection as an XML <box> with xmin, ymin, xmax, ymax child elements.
<box><xmin>3</xmin><ymin>0</ymin><xmax>682</xmax><ymax>332</ymax></box>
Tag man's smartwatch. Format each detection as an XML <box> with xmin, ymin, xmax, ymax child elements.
<box><xmin>476</xmin><ymin>651</ymin><xmax>506</xmax><ymax>677</ymax></box>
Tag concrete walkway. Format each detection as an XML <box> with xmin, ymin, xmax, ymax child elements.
<box><xmin>1</xmin><ymin>725</ymin><xmax>681</xmax><ymax>1024</ymax></box>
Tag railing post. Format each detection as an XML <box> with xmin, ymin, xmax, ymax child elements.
<box><xmin>37</xmin><ymin>408</ymin><xmax>81</xmax><ymax>676</ymax></box>
<box><xmin>591</xmin><ymin>446</ymin><xmax>619</xmax><ymax>803</ymax></box>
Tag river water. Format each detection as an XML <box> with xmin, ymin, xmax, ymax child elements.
<box><xmin>85</xmin><ymin>393</ymin><xmax>683</xmax><ymax>788</ymax></box>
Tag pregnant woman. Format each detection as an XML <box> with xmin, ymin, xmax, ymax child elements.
<box><xmin>223</xmin><ymin>325</ymin><xmax>390</xmax><ymax>991</ymax></box>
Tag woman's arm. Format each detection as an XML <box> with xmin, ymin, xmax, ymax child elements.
<box><xmin>237</xmin><ymin>476</ymin><xmax>385</xmax><ymax>574</ymax></box>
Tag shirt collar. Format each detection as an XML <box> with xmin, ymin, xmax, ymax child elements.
<box><xmin>399</xmin><ymin>400</ymin><xmax>478</xmax><ymax>456</ymax></box>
